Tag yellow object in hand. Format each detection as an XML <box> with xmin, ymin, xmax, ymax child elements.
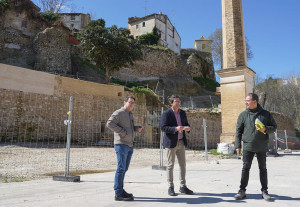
<box><xmin>255</xmin><ymin>118</ymin><xmax>266</xmax><ymax>134</ymax></box>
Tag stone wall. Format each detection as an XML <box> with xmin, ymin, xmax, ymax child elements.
<box><xmin>0</xmin><ymin>0</ymin><xmax>72</xmax><ymax>74</ymax></box>
<box><xmin>34</xmin><ymin>25</ymin><xmax>71</xmax><ymax>74</ymax></box>
<box><xmin>113</xmin><ymin>47</ymin><xmax>215</xmax><ymax>82</ymax></box>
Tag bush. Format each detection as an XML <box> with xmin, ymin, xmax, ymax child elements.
<box><xmin>137</xmin><ymin>27</ymin><xmax>160</xmax><ymax>45</ymax></box>
<box><xmin>193</xmin><ymin>77</ymin><xmax>220</xmax><ymax>92</ymax></box>
<box><xmin>0</xmin><ymin>0</ymin><xmax>9</xmax><ymax>13</ymax></box>
<box><xmin>41</xmin><ymin>12</ymin><xmax>59</xmax><ymax>22</ymax></box>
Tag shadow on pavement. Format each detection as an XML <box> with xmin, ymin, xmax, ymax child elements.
<box><xmin>135</xmin><ymin>193</ymin><xmax>245</xmax><ymax>205</ymax></box>
<box><xmin>135</xmin><ymin>193</ymin><xmax>300</xmax><ymax>204</ymax></box>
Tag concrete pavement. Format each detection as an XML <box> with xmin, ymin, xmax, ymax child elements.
<box><xmin>1</xmin><ymin>151</ymin><xmax>300</xmax><ymax>207</ymax></box>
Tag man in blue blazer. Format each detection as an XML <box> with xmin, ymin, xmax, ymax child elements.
<box><xmin>160</xmin><ymin>95</ymin><xmax>194</xmax><ymax>196</ymax></box>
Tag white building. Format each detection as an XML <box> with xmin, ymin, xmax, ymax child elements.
<box><xmin>128</xmin><ymin>12</ymin><xmax>181</xmax><ymax>54</ymax></box>
<box><xmin>194</xmin><ymin>36</ymin><xmax>212</xmax><ymax>53</ymax></box>
<box><xmin>58</xmin><ymin>13</ymin><xmax>91</xmax><ymax>31</ymax></box>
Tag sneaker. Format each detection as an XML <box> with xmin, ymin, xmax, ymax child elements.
<box><xmin>179</xmin><ymin>185</ymin><xmax>194</xmax><ymax>195</ymax></box>
<box><xmin>234</xmin><ymin>190</ymin><xmax>246</xmax><ymax>200</ymax></box>
<box><xmin>262</xmin><ymin>190</ymin><xmax>273</xmax><ymax>202</ymax></box>
<box><xmin>123</xmin><ymin>190</ymin><xmax>133</xmax><ymax>198</ymax></box>
<box><xmin>168</xmin><ymin>187</ymin><xmax>177</xmax><ymax>196</ymax></box>
<box><xmin>115</xmin><ymin>191</ymin><xmax>134</xmax><ymax>201</ymax></box>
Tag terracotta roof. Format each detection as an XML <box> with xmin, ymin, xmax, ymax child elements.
<box><xmin>195</xmin><ymin>36</ymin><xmax>212</xmax><ymax>41</ymax></box>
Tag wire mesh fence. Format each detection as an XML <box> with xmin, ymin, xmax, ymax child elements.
<box><xmin>0</xmin><ymin>89</ymin><xmax>222</xmax><ymax>181</ymax></box>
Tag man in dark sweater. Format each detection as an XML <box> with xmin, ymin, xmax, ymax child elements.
<box><xmin>234</xmin><ymin>93</ymin><xmax>277</xmax><ymax>202</ymax></box>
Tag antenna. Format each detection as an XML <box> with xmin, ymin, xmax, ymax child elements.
<box><xmin>144</xmin><ymin>0</ymin><xmax>148</xmax><ymax>16</ymax></box>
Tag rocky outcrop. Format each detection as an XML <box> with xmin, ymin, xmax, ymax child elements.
<box><xmin>113</xmin><ymin>46</ymin><xmax>215</xmax><ymax>82</ymax></box>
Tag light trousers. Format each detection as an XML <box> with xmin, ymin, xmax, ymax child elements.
<box><xmin>166</xmin><ymin>139</ymin><xmax>186</xmax><ymax>188</ymax></box>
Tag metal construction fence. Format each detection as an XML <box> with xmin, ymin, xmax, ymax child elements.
<box><xmin>0</xmin><ymin>90</ymin><xmax>221</xmax><ymax>180</ymax></box>
<box><xmin>268</xmin><ymin>129</ymin><xmax>300</xmax><ymax>151</ymax></box>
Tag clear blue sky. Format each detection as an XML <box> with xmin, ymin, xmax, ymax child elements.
<box><xmin>33</xmin><ymin>0</ymin><xmax>300</xmax><ymax>80</ymax></box>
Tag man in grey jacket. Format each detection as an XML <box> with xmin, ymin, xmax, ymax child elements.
<box><xmin>107</xmin><ymin>96</ymin><xmax>142</xmax><ymax>201</ymax></box>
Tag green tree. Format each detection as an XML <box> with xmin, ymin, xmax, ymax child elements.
<box><xmin>137</xmin><ymin>27</ymin><xmax>161</xmax><ymax>45</ymax></box>
<box><xmin>79</xmin><ymin>19</ymin><xmax>142</xmax><ymax>83</ymax></box>
<box><xmin>209</xmin><ymin>28</ymin><xmax>253</xmax><ymax>69</ymax></box>
<box><xmin>0</xmin><ymin>0</ymin><xmax>9</xmax><ymax>14</ymax></box>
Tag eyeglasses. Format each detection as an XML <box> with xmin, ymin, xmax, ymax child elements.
<box><xmin>128</xmin><ymin>101</ymin><xmax>135</xmax><ymax>105</ymax></box>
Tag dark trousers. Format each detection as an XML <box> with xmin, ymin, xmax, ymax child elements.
<box><xmin>240</xmin><ymin>150</ymin><xmax>268</xmax><ymax>192</ymax></box>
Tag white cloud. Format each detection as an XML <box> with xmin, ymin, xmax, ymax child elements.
<box><xmin>58</xmin><ymin>5</ymin><xmax>71</xmax><ymax>13</ymax></box>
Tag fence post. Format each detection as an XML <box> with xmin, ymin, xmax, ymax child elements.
<box><xmin>53</xmin><ymin>96</ymin><xmax>80</xmax><ymax>182</ymax></box>
<box><xmin>275</xmin><ymin>130</ymin><xmax>278</xmax><ymax>151</ymax></box>
<box><xmin>284</xmin><ymin>130</ymin><xmax>288</xmax><ymax>149</ymax></box>
<box><xmin>152</xmin><ymin>107</ymin><xmax>166</xmax><ymax>170</ymax></box>
<box><xmin>203</xmin><ymin>119</ymin><xmax>208</xmax><ymax>162</ymax></box>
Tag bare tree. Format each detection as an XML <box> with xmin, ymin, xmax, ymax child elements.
<box><xmin>209</xmin><ymin>28</ymin><xmax>253</xmax><ymax>69</ymax></box>
<box><xmin>38</xmin><ymin>0</ymin><xmax>72</xmax><ymax>13</ymax></box>
<box><xmin>255</xmin><ymin>74</ymin><xmax>300</xmax><ymax>130</ymax></box>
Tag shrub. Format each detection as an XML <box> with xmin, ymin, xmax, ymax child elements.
<box><xmin>41</xmin><ymin>12</ymin><xmax>59</xmax><ymax>22</ymax></box>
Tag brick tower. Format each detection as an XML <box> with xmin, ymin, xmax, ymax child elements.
<box><xmin>216</xmin><ymin>0</ymin><xmax>256</xmax><ymax>144</ymax></box>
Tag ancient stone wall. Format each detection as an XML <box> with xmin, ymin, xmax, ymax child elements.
<box><xmin>34</xmin><ymin>25</ymin><xmax>71</xmax><ymax>74</ymax></box>
<box><xmin>113</xmin><ymin>47</ymin><xmax>215</xmax><ymax>82</ymax></box>
<box><xmin>0</xmin><ymin>0</ymin><xmax>72</xmax><ymax>74</ymax></box>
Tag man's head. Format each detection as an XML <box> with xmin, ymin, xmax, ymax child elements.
<box><xmin>169</xmin><ymin>95</ymin><xmax>181</xmax><ymax>110</ymax></box>
<box><xmin>124</xmin><ymin>96</ymin><xmax>136</xmax><ymax>111</ymax></box>
<box><xmin>245</xmin><ymin>93</ymin><xmax>259</xmax><ymax>109</ymax></box>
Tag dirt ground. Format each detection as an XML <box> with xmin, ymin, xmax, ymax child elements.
<box><xmin>0</xmin><ymin>146</ymin><xmax>224</xmax><ymax>182</ymax></box>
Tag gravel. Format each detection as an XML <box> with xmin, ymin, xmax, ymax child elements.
<box><xmin>0</xmin><ymin>145</ymin><xmax>222</xmax><ymax>182</ymax></box>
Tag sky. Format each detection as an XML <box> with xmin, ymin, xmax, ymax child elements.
<box><xmin>33</xmin><ymin>0</ymin><xmax>300</xmax><ymax>80</ymax></box>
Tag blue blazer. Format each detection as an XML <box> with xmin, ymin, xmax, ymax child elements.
<box><xmin>160</xmin><ymin>108</ymin><xmax>190</xmax><ymax>148</ymax></box>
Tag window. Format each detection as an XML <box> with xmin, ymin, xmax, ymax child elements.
<box><xmin>71</xmin><ymin>24</ymin><xmax>74</xmax><ymax>28</ymax></box>
<box><xmin>136</xmin><ymin>24</ymin><xmax>139</xmax><ymax>29</ymax></box>
<box><xmin>71</xmin><ymin>15</ymin><xmax>75</xmax><ymax>20</ymax></box>
<box><xmin>142</xmin><ymin>22</ymin><xmax>145</xmax><ymax>27</ymax></box>
<box><xmin>21</xmin><ymin>20</ymin><xmax>27</xmax><ymax>28</ymax></box>
<box><xmin>202</xmin><ymin>44</ymin><xmax>206</xmax><ymax>49</ymax></box>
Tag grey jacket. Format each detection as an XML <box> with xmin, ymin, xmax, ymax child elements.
<box><xmin>106</xmin><ymin>107</ymin><xmax>140</xmax><ymax>147</ymax></box>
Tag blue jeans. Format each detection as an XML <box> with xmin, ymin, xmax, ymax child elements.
<box><xmin>114</xmin><ymin>144</ymin><xmax>133</xmax><ymax>196</ymax></box>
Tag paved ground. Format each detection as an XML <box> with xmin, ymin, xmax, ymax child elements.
<box><xmin>1</xmin><ymin>151</ymin><xmax>300</xmax><ymax>207</ymax></box>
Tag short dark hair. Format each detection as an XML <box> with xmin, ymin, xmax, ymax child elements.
<box><xmin>248</xmin><ymin>93</ymin><xmax>259</xmax><ymax>102</ymax></box>
<box><xmin>124</xmin><ymin>96</ymin><xmax>135</xmax><ymax>102</ymax></box>
<box><xmin>168</xmin><ymin>95</ymin><xmax>180</xmax><ymax>105</ymax></box>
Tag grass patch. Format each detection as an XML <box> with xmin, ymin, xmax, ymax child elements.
<box><xmin>2</xmin><ymin>176</ymin><xmax>29</xmax><ymax>183</ymax></box>
<box><xmin>209</xmin><ymin>149</ymin><xmax>237</xmax><ymax>157</ymax></box>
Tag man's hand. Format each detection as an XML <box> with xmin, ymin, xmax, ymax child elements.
<box><xmin>183</xmin><ymin>126</ymin><xmax>191</xmax><ymax>131</ymax></box>
<box><xmin>258</xmin><ymin>127</ymin><xmax>266</xmax><ymax>133</ymax></box>
<box><xmin>236</xmin><ymin>148</ymin><xmax>241</xmax><ymax>155</ymax></box>
<box><xmin>176</xmin><ymin>126</ymin><xmax>185</xmax><ymax>132</ymax></box>
<box><xmin>137</xmin><ymin>127</ymin><xmax>143</xmax><ymax>133</ymax></box>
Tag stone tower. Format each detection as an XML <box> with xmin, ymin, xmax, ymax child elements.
<box><xmin>216</xmin><ymin>0</ymin><xmax>255</xmax><ymax>144</ymax></box>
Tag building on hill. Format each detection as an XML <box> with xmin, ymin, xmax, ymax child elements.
<box><xmin>194</xmin><ymin>36</ymin><xmax>212</xmax><ymax>53</ymax></box>
<box><xmin>58</xmin><ymin>13</ymin><xmax>91</xmax><ymax>31</ymax></box>
<box><xmin>128</xmin><ymin>12</ymin><xmax>181</xmax><ymax>54</ymax></box>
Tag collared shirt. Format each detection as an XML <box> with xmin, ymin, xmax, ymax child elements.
<box><xmin>173</xmin><ymin>109</ymin><xmax>183</xmax><ymax>140</ymax></box>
